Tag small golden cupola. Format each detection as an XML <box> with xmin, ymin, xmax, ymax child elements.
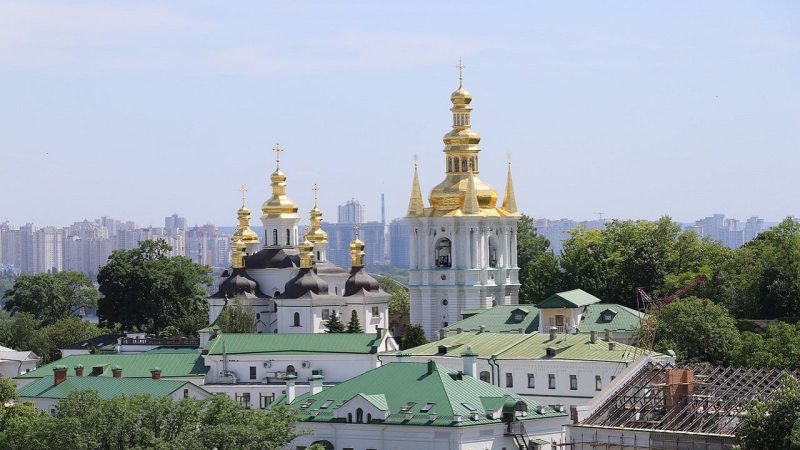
<box><xmin>230</xmin><ymin>235</ymin><xmax>247</xmax><ymax>269</ymax></box>
<box><xmin>349</xmin><ymin>225</ymin><xmax>366</xmax><ymax>268</ymax></box>
<box><xmin>235</xmin><ymin>185</ymin><xmax>260</xmax><ymax>251</ymax></box>
<box><xmin>298</xmin><ymin>227</ymin><xmax>315</xmax><ymax>269</ymax></box>
<box><xmin>306</xmin><ymin>183</ymin><xmax>329</xmax><ymax>245</ymax></box>
<box><xmin>427</xmin><ymin>59</ymin><xmax>499</xmax><ymax>216</ymax></box>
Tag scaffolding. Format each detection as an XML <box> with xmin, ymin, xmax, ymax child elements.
<box><xmin>569</xmin><ymin>362</ymin><xmax>800</xmax><ymax>449</ymax></box>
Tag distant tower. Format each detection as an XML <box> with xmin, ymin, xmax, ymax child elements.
<box><xmin>405</xmin><ymin>64</ymin><xmax>521</xmax><ymax>341</ymax></box>
<box><xmin>381</xmin><ymin>194</ymin><xmax>386</xmax><ymax>226</ymax></box>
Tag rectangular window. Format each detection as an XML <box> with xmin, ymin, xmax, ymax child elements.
<box><xmin>527</xmin><ymin>373</ymin><xmax>535</xmax><ymax>388</ymax></box>
<box><xmin>183</xmin><ymin>389</ymin><xmax>189</xmax><ymax>398</ymax></box>
<box><xmin>570</xmin><ymin>375</ymin><xmax>578</xmax><ymax>390</ymax></box>
<box><xmin>505</xmin><ymin>373</ymin><xmax>513</xmax><ymax>388</ymax></box>
<box><xmin>322</xmin><ymin>309</ymin><xmax>330</xmax><ymax>320</ymax></box>
<box><xmin>372</xmin><ymin>306</ymin><xmax>379</xmax><ymax>317</ymax></box>
<box><xmin>250</xmin><ymin>366</ymin><xmax>257</xmax><ymax>380</ymax></box>
<box><xmin>595</xmin><ymin>375</ymin><xmax>602</xmax><ymax>391</ymax></box>
<box><xmin>260</xmin><ymin>393</ymin><xmax>274</xmax><ymax>409</ymax></box>
<box><xmin>548</xmin><ymin>374</ymin><xmax>556</xmax><ymax>389</ymax></box>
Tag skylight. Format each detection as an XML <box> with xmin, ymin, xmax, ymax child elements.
<box><xmin>320</xmin><ymin>400</ymin><xmax>334</xmax><ymax>409</ymax></box>
<box><xmin>461</xmin><ymin>402</ymin><xmax>477</xmax><ymax>412</ymax></box>
<box><xmin>420</xmin><ymin>403</ymin><xmax>435</xmax><ymax>412</ymax></box>
<box><xmin>300</xmin><ymin>399</ymin><xmax>316</xmax><ymax>408</ymax></box>
<box><xmin>400</xmin><ymin>402</ymin><xmax>416</xmax><ymax>412</ymax></box>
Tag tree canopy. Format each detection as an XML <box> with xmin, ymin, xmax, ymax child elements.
<box><xmin>324</xmin><ymin>310</ymin><xmax>345</xmax><ymax>333</ymax></box>
<box><xmin>517</xmin><ymin>215</ymin><xmax>561</xmax><ymax>303</ymax></box>
<box><xmin>215</xmin><ymin>296</ymin><xmax>256</xmax><ymax>334</ymax></box>
<box><xmin>400</xmin><ymin>323</ymin><xmax>428</xmax><ymax>350</ymax></box>
<box><xmin>737</xmin><ymin>374</ymin><xmax>800</xmax><ymax>450</ymax></box>
<box><xmin>346</xmin><ymin>310</ymin><xmax>362</xmax><ymax>333</ymax></box>
<box><xmin>3</xmin><ymin>271</ymin><xmax>98</xmax><ymax>326</ymax></box>
<box><xmin>376</xmin><ymin>277</ymin><xmax>410</xmax><ymax>315</ymax></box>
<box><xmin>97</xmin><ymin>239</ymin><xmax>211</xmax><ymax>335</ymax></box>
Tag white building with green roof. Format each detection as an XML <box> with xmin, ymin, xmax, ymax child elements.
<box><xmin>383</xmin><ymin>330</ymin><xmax>672</xmax><ymax>409</ymax></box>
<box><xmin>277</xmin><ymin>361</ymin><xmax>567</xmax><ymax>450</ymax></box>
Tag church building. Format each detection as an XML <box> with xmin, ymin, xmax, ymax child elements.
<box><xmin>206</xmin><ymin>150</ymin><xmax>391</xmax><ymax>335</ymax></box>
<box><xmin>406</xmin><ymin>71</ymin><xmax>522</xmax><ymax>341</ymax></box>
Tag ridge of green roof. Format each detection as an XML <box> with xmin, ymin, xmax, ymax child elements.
<box><xmin>203</xmin><ymin>333</ymin><xmax>382</xmax><ymax>355</ymax></box>
<box><xmin>17</xmin><ymin>353</ymin><xmax>209</xmax><ymax>379</ymax></box>
<box><xmin>283</xmin><ymin>362</ymin><xmax>565</xmax><ymax>427</ymax></box>
<box><xmin>17</xmin><ymin>376</ymin><xmax>203</xmax><ymax>400</ymax></box>
<box><xmin>537</xmin><ymin>289</ymin><xmax>601</xmax><ymax>308</ymax></box>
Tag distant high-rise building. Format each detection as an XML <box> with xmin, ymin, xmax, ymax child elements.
<box><xmin>388</xmin><ymin>218</ymin><xmax>409</xmax><ymax>268</ymax></box>
<box><xmin>165</xmin><ymin>214</ymin><xmax>187</xmax><ymax>230</ymax></box>
<box><xmin>337</xmin><ymin>199</ymin><xmax>364</xmax><ymax>224</ymax></box>
<box><xmin>359</xmin><ymin>221</ymin><xmax>386</xmax><ymax>266</ymax></box>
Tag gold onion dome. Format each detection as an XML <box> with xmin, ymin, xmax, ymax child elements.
<box><xmin>231</xmin><ymin>235</ymin><xmax>246</xmax><ymax>269</ymax></box>
<box><xmin>450</xmin><ymin>85</ymin><xmax>472</xmax><ymax>104</ymax></box>
<box><xmin>236</xmin><ymin>186</ymin><xmax>259</xmax><ymax>244</ymax></box>
<box><xmin>261</xmin><ymin>144</ymin><xmax>299</xmax><ymax>218</ymax></box>
<box><xmin>349</xmin><ymin>228</ymin><xmax>366</xmax><ymax>268</ymax></box>
<box><xmin>298</xmin><ymin>231</ymin><xmax>315</xmax><ymax>269</ymax></box>
<box><xmin>306</xmin><ymin>184</ymin><xmax>328</xmax><ymax>243</ymax></box>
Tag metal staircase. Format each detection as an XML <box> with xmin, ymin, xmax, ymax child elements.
<box><xmin>505</xmin><ymin>421</ymin><xmax>530</xmax><ymax>450</ymax></box>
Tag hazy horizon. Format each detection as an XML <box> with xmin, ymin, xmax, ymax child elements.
<box><xmin>2</xmin><ymin>1</ymin><xmax>798</xmax><ymax>227</ymax></box>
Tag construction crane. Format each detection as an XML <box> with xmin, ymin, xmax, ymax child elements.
<box><xmin>630</xmin><ymin>275</ymin><xmax>707</xmax><ymax>360</ymax></box>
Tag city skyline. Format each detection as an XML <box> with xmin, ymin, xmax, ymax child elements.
<box><xmin>1</xmin><ymin>1</ymin><xmax>798</xmax><ymax>227</ymax></box>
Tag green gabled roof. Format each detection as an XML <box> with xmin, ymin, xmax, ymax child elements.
<box><xmin>285</xmin><ymin>362</ymin><xmax>565</xmax><ymax>427</ymax></box>
<box><xmin>576</xmin><ymin>304</ymin><xmax>645</xmax><ymax>333</ymax></box>
<box><xmin>536</xmin><ymin>289</ymin><xmax>601</xmax><ymax>308</ymax></box>
<box><xmin>18</xmin><ymin>376</ymin><xmax>205</xmax><ymax>400</ymax></box>
<box><xmin>358</xmin><ymin>393</ymin><xmax>388</xmax><ymax>411</ymax></box>
<box><xmin>449</xmin><ymin>306</ymin><xmax>540</xmax><ymax>334</ymax></box>
<box><xmin>203</xmin><ymin>332</ymin><xmax>383</xmax><ymax>356</ymax></box>
<box><xmin>399</xmin><ymin>332</ymin><xmax>652</xmax><ymax>363</ymax></box>
<box><xmin>17</xmin><ymin>353</ymin><xmax>208</xmax><ymax>379</ymax></box>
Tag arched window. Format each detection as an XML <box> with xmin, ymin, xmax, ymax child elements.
<box><xmin>293</xmin><ymin>312</ymin><xmax>300</xmax><ymax>327</ymax></box>
<box><xmin>367</xmin><ymin>413</ymin><xmax>372</xmax><ymax>423</ymax></box>
<box><xmin>317</xmin><ymin>251</ymin><xmax>321</xmax><ymax>260</ymax></box>
<box><xmin>488</xmin><ymin>236</ymin><xmax>500</xmax><ymax>268</ymax></box>
<box><xmin>434</xmin><ymin>238</ymin><xmax>452</xmax><ymax>268</ymax></box>
<box><xmin>448</xmin><ymin>158</ymin><xmax>453</xmax><ymax>172</ymax></box>
<box><xmin>272</xmin><ymin>229</ymin><xmax>278</xmax><ymax>246</ymax></box>
<box><xmin>461</xmin><ymin>157</ymin><xmax>467</xmax><ymax>172</ymax></box>
<box><xmin>287</xmin><ymin>365</ymin><xmax>295</xmax><ymax>374</ymax></box>
<box><xmin>356</xmin><ymin>408</ymin><xmax>364</xmax><ymax>423</ymax></box>
<box><xmin>347</xmin><ymin>412</ymin><xmax>352</xmax><ymax>423</ymax></box>
<box><xmin>469</xmin><ymin>157</ymin><xmax>475</xmax><ymax>172</ymax></box>
<box><xmin>454</xmin><ymin>159</ymin><xmax>459</xmax><ymax>172</ymax></box>
<box><xmin>480</xmin><ymin>371</ymin><xmax>491</xmax><ymax>383</ymax></box>
<box><xmin>286</xmin><ymin>229</ymin><xmax>291</xmax><ymax>246</ymax></box>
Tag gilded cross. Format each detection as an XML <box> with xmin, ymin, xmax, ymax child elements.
<box><xmin>456</xmin><ymin>57</ymin><xmax>465</xmax><ymax>85</ymax></box>
<box><xmin>414</xmin><ymin>153</ymin><xmax>418</xmax><ymax>168</ymax></box>
<box><xmin>239</xmin><ymin>184</ymin><xmax>247</xmax><ymax>206</ymax></box>
<box><xmin>272</xmin><ymin>142</ymin><xmax>284</xmax><ymax>164</ymax></box>
<box><xmin>354</xmin><ymin>224</ymin><xmax>360</xmax><ymax>238</ymax></box>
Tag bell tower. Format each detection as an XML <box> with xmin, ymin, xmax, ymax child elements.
<box><xmin>405</xmin><ymin>61</ymin><xmax>521</xmax><ymax>341</ymax></box>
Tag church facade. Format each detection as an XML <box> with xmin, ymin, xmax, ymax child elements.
<box><xmin>206</xmin><ymin>153</ymin><xmax>391</xmax><ymax>336</ymax></box>
<box><xmin>406</xmin><ymin>77</ymin><xmax>522</xmax><ymax>341</ymax></box>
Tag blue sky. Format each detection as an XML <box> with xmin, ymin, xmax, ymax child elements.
<box><xmin>1</xmin><ymin>1</ymin><xmax>798</xmax><ymax>228</ymax></box>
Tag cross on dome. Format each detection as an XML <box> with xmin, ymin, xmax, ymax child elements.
<box><xmin>239</xmin><ymin>184</ymin><xmax>247</xmax><ymax>206</ymax></box>
<box><xmin>272</xmin><ymin>142</ymin><xmax>284</xmax><ymax>165</ymax></box>
<box><xmin>456</xmin><ymin>57</ymin><xmax>465</xmax><ymax>86</ymax></box>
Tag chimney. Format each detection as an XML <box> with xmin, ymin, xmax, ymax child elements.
<box><xmin>112</xmin><ymin>365</ymin><xmax>122</xmax><ymax>378</ymax></box>
<box><xmin>518</xmin><ymin>328</ymin><xmax>525</xmax><ymax>334</ymax></box>
<box><xmin>309</xmin><ymin>374</ymin><xmax>324</xmax><ymax>395</ymax></box>
<box><xmin>439</xmin><ymin>329</ymin><xmax>448</xmax><ymax>340</ymax></box>
<box><xmin>53</xmin><ymin>365</ymin><xmax>68</xmax><ymax>385</ymax></box>
<box><xmin>375</xmin><ymin>326</ymin><xmax>383</xmax><ymax>339</ymax></box>
<box><xmin>461</xmin><ymin>347</ymin><xmax>478</xmax><ymax>378</ymax></box>
<box><xmin>457</xmin><ymin>327</ymin><xmax>463</xmax><ymax>334</ymax></box>
<box><xmin>150</xmin><ymin>367</ymin><xmax>162</xmax><ymax>380</ymax></box>
<box><xmin>665</xmin><ymin>368</ymin><xmax>696</xmax><ymax>410</ymax></box>
<box><xmin>608</xmin><ymin>342</ymin><xmax>616</xmax><ymax>351</ymax></box>
<box><xmin>213</xmin><ymin>328</ymin><xmax>220</xmax><ymax>338</ymax></box>
<box><xmin>549</xmin><ymin>327</ymin><xmax>558</xmax><ymax>340</ymax></box>
<box><xmin>479</xmin><ymin>325</ymin><xmax>486</xmax><ymax>333</ymax></box>
<box><xmin>604</xmin><ymin>329</ymin><xmax>613</xmax><ymax>341</ymax></box>
<box><xmin>570</xmin><ymin>405</ymin><xmax>579</xmax><ymax>424</ymax></box>
<box><xmin>396</xmin><ymin>351</ymin><xmax>411</xmax><ymax>363</ymax></box>
<box><xmin>427</xmin><ymin>359</ymin><xmax>436</xmax><ymax>375</ymax></box>
<box><xmin>590</xmin><ymin>331</ymin><xmax>598</xmax><ymax>344</ymax></box>
<box><xmin>74</xmin><ymin>364</ymin><xmax>84</xmax><ymax>377</ymax></box>
<box><xmin>285</xmin><ymin>373</ymin><xmax>297</xmax><ymax>404</ymax></box>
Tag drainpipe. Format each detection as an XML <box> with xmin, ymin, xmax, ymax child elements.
<box><xmin>488</xmin><ymin>355</ymin><xmax>498</xmax><ymax>386</ymax></box>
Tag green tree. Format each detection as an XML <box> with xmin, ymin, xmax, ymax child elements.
<box><xmin>346</xmin><ymin>311</ymin><xmax>362</xmax><ymax>333</ymax></box>
<box><xmin>729</xmin><ymin>322</ymin><xmax>800</xmax><ymax>370</ymax></box>
<box><xmin>40</xmin><ymin>316</ymin><xmax>105</xmax><ymax>363</ymax></box>
<box><xmin>377</xmin><ymin>277</ymin><xmax>410</xmax><ymax>315</ymax></box>
<box><xmin>216</xmin><ymin>296</ymin><xmax>256</xmax><ymax>334</ymax></box>
<box><xmin>3</xmin><ymin>271</ymin><xmax>98</xmax><ymax>326</ymax></box>
<box><xmin>0</xmin><ymin>312</ymin><xmax>51</xmax><ymax>360</ymax></box>
<box><xmin>97</xmin><ymin>239</ymin><xmax>212</xmax><ymax>335</ymax></box>
<box><xmin>516</xmin><ymin>214</ymin><xmax>562</xmax><ymax>303</ymax></box>
<box><xmin>737</xmin><ymin>374</ymin><xmax>800</xmax><ymax>450</ymax></box>
<box><xmin>324</xmin><ymin>310</ymin><xmax>345</xmax><ymax>333</ymax></box>
<box><xmin>401</xmin><ymin>323</ymin><xmax>428</xmax><ymax>350</ymax></box>
<box><xmin>653</xmin><ymin>297</ymin><xmax>740</xmax><ymax>365</ymax></box>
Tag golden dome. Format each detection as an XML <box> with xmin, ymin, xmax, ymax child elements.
<box><xmin>450</xmin><ymin>85</ymin><xmax>472</xmax><ymax>105</ymax></box>
<box><xmin>298</xmin><ymin>230</ymin><xmax>314</xmax><ymax>269</ymax></box>
<box><xmin>236</xmin><ymin>193</ymin><xmax>259</xmax><ymax>245</ymax></box>
<box><xmin>231</xmin><ymin>235</ymin><xmax>246</xmax><ymax>269</ymax></box>
<box><xmin>307</xmin><ymin>184</ymin><xmax>328</xmax><ymax>243</ymax></box>
<box><xmin>429</xmin><ymin>173</ymin><xmax>498</xmax><ymax>212</ymax></box>
<box><xmin>261</xmin><ymin>162</ymin><xmax>300</xmax><ymax>219</ymax></box>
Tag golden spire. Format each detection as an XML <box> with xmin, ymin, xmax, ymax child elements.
<box><xmin>406</xmin><ymin>155</ymin><xmax>425</xmax><ymax>217</ymax></box>
<box><xmin>502</xmin><ymin>156</ymin><xmax>520</xmax><ymax>216</ymax></box>
<box><xmin>349</xmin><ymin>224</ymin><xmax>366</xmax><ymax>268</ymax></box>
<box><xmin>456</xmin><ymin>57</ymin><xmax>465</xmax><ymax>87</ymax></box>
<box><xmin>262</xmin><ymin>143</ymin><xmax>299</xmax><ymax>219</ymax></box>
<box><xmin>307</xmin><ymin>183</ymin><xmax>328</xmax><ymax>243</ymax></box>
<box><xmin>236</xmin><ymin>184</ymin><xmax>259</xmax><ymax>245</ymax></box>
<box><xmin>299</xmin><ymin>226</ymin><xmax>314</xmax><ymax>269</ymax></box>
<box><xmin>231</xmin><ymin>234</ymin><xmax>246</xmax><ymax>269</ymax></box>
<box><xmin>461</xmin><ymin>171</ymin><xmax>481</xmax><ymax>215</ymax></box>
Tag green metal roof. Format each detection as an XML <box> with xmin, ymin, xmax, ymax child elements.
<box><xmin>448</xmin><ymin>302</ymin><xmax>643</xmax><ymax>334</ymax></box>
<box><xmin>282</xmin><ymin>362</ymin><xmax>565</xmax><ymax>427</ymax></box>
<box><xmin>17</xmin><ymin>353</ymin><xmax>209</xmax><ymax>379</ymax></box>
<box><xmin>203</xmin><ymin>332</ymin><xmax>384</xmax><ymax>356</ymax></box>
<box><xmin>18</xmin><ymin>376</ymin><xmax>204</xmax><ymax>400</ymax></box>
<box><xmin>399</xmin><ymin>331</ymin><xmax>653</xmax><ymax>363</ymax></box>
<box><xmin>536</xmin><ymin>289</ymin><xmax>602</xmax><ymax>308</ymax></box>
